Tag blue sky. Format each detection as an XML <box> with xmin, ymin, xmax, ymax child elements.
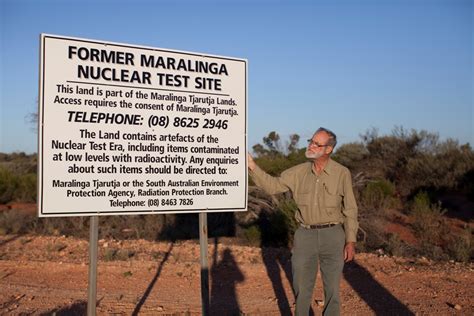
<box><xmin>1</xmin><ymin>0</ymin><xmax>472</xmax><ymax>153</ymax></box>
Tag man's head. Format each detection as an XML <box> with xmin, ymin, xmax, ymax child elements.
<box><xmin>305</xmin><ymin>127</ymin><xmax>337</xmax><ymax>160</ymax></box>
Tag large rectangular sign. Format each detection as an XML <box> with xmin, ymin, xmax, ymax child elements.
<box><xmin>38</xmin><ymin>34</ymin><xmax>247</xmax><ymax>216</ymax></box>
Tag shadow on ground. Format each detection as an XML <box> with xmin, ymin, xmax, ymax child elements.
<box><xmin>132</xmin><ymin>242</ymin><xmax>174</xmax><ymax>316</ymax></box>
<box><xmin>210</xmin><ymin>238</ymin><xmax>245</xmax><ymax>315</ymax></box>
<box><xmin>40</xmin><ymin>300</ymin><xmax>87</xmax><ymax>316</ymax></box>
<box><xmin>343</xmin><ymin>260</ymin><xmax>415</xmax><ymax>315</ymax></box>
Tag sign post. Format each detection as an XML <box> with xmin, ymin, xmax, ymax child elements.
<box><xmin>38</xmin><ymin>34</ymin><xmax>247</xmax><ymax>313</ymax></box>
<box><xmin>87</xmin><ymin>216</ymin><xmax>99</xmax><ymax>316</ymax></box>
<box><xmin>199</xmin><ymin>212</ymin><xmax>209</xmax><ymax>315</ymax></box>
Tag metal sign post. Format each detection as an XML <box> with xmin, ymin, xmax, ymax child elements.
<box><xmin>87</xmin><ymin>216</ymin><xmax>99</xmax><ymax>316</ymax></box>
<box><xmin>199</xmin><ymin>212</ymin><xmax>210</xmax><ymax>315</ymax></box>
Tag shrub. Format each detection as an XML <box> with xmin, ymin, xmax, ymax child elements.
<box><xmin>411</xmin><ymin>191</ymin><xmax>431</xmax><ymax>212</ymax></box>
<box><xmin>0</xmin><ymin>170</ymin><xmax>37</xmax><ymax>204</ymax></box>
<box><xmin>356</xmin><ymin>218</ymin><xmax>386</xmax><ymax>253</ymax></box>
<box><xmin>332</xmin><ymin>142</ymin><xmax>368</xmax><ymax>170</ymax></box>
<box><xmin>38</xmin><ymin>217</ymin><xmax>89</xmax><ymax>238</ymax></box>
<box><xmin>384</xmin><ymin>233</ymin><xmax>415</xmax><ymax>257</ymax></box>
<box><xmin>385</xmin><ymin>233</ymin><xmax>402</xmax><ymax>256</ymax></box>
<box><xmin>419</xmin><ymin>240</ymin><xmax>450</xmax><ymax>261</ymax></box>
<box><xmin>446</xmin><ymin>227</ymin><xmax>473</xmax><ymax>263</ymax></box>
<box><xmin>0</xmin><ymin>209</ymin><xmax>37</xmax><ymax>234</ymax></box>
<box><xmin>16</xmin><ymin>173</ymin><xmax>37</xmax><ymax>202</ymax></box>
<box><xmin>243</xmin><ymin>225</ymin><xmax>261</xmax><ymax>246</ymax></box>
<box><xmin>123</xmin><ymin>271</ymin><xmax>133</xmax><ymax>277</ymax></box>
<box><xmin>411</xmin><ymin>192</ymin><xmax>447</xmax><ymax>243</ymax></box>
<box><xmin>0</xmin><ymin>154</ymin><xmax>38</xmax><ymax>203</ymax></box>
<box><xmin>103</xmin><ymin>248</ymin><xmax>118</xmax><ymax>261</ymax></box>
<box><xmin>103</xmin><ymin>248</ymin><xmax>135</xmax><ymax>261</ymax></box>
<box><xmin>358</xmin><ymin>128</ymin><xmax>474</xmax><ymax>198</ymax></box>
<box><xmin>271</xmin><ymin>199</ymin><xmax>298</xmax><ymax>246</ymax></box>
<box><xmin>361</xmin><ymin>179</ymin><xmax>396</xmax><ymax>211</ymax></box>
<box><xmin>46</xmin><ymin>241</ymin><xmax>67</xmax><ymax>252</ymax></box>
<box><xmin>446</xmin><ymin>235</ymin><xmax>471</xmax><ymax>262</ymax></box>
<box><xmin>255</xmin><ymin>151</ymin><xmax>307</xmax><ymax>177</ymax></box>
<box><xmin>409</xmin><ymin>191</ymin><xmax>460</xmax><ymax>261</ymax></box>
<box><xmin>0</xmin><ymin>167</ymin><xmax>18</xmax><ymax>203</ymax></box>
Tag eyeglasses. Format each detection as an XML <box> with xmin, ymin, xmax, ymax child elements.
<box><xmin>307</xmin><ymin>140</ymin><xmax>329</xmax><ymax>148</ymax></box>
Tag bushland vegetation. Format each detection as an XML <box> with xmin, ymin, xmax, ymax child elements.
<box><xmin>0</xmin><ymin>153</ymin><xmax>37</xmax><ymax>203</ymax></box>
<box><xmin>0</xmin><ymin>127</ymin><xmax>472</xmax><ymax>262</ymax></box>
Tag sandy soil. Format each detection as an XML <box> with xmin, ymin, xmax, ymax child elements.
<box><xmin>0</xmin><ymin>234</ymin><xmax>472</xmax><ymax>315</ymax></box>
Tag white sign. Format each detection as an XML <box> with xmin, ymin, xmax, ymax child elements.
<box><xmin>38</xmin><ymin>34</ymin><xmax>247</xmax><ymax>217</ymax></box>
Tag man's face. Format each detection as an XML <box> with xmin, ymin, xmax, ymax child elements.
<box><xmin>305</xmin><ymin>132</ymin><xmax>332</xmax><ymax>160</ymax></box>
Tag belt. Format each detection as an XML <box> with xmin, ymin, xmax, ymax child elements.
<box><xmin>300</xmin><ymin>223</ymin><xmax>340</xmax><ymax>229</ymax></box>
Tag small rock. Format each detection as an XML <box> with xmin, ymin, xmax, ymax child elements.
<box><xmin>15</xmin><ymin>294</ymin><xmax>25</xmax><ymax>300</ymax></box>
<box><xmin>315</xmin><ymin>300</ymin><xmax>324</xmax><ymax>307</ymax></box>
<box><xmin>156</xmin><ymin>305</ymin><xmax>164</xmax><ymax>311</ymax></box>
<box><xmin>416</xmin><ymin>257</ymin><xmax>431</xmax><ymax>266</ymax></box>
<box><xmin>103</xmin><ymin>242</ymin><xmax>109</xmax><ymax>248</ymax></box>
<box><xmin>454</xmin><ymin>304</ymin><xmax>462</xmax><ymax>310</ymax></box>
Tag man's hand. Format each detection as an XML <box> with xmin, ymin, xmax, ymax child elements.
<box><xmin>344</xmin><ymin>242</ymin><xmax>355</xmax><ymax>262</ymax></box>
<box><xmin>248</xmin><ymin>153</ymin><xmax>256</xmax><ymax>171</ymax></box>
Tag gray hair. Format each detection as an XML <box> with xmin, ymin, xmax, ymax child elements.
<box><xmin>315</xmin><ymin>127</ymin><xmax>337</xmax><ymax>148</ymax></box>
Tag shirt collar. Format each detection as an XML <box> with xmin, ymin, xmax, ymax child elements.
<box><xmin>324</xmin><ymin>158</ymin><xmax>335</xmax><ymax>175</ymax></box>
<box><xmin>310</xmin><ymin>158</ymin><xmax>334</xmax><ymax>175</ymax></box>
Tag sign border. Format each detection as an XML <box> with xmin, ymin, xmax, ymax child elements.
<box><xmin>38</xmin><ymin>34</ymin><xmax>248</xmax><ymax>217</ymax></box>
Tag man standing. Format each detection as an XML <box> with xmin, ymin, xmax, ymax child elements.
<box><xmin>248</xmin><ymin>127</ymin><xmax>358</xmax><ymax>316</ymax></box>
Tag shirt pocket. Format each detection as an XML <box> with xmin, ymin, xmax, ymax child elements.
<box><xmin>323</xmin><ymin>183</ymin><xmax>342</xmax><ymax>216</ymax></box>
<box><xmin>295</xmin><ymin>192</ymin><xmax>311</xmax><ymax>211</ymax></box>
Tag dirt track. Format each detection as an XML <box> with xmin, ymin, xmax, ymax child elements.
<box><xmin>0</xmin><ymin>235</ymin><xmax>472</xmax><ymax>315</ymax></box>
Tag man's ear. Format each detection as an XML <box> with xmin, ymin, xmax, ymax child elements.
<box><xmin>326</xmin><ymin>146</ymin><xmax>333</xmax><ymax>155</ymax></box>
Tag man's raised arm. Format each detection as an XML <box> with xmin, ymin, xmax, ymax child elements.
<box><xmin>247</xmin><ymin>153</ymin><xmax>289</xmax><ymax>195</ymax></box>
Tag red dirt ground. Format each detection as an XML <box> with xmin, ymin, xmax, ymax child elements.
<box><xmin>0</xmin><ymin>234</ymin><xmax>472</xmax><ymax>315</ymax></box>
